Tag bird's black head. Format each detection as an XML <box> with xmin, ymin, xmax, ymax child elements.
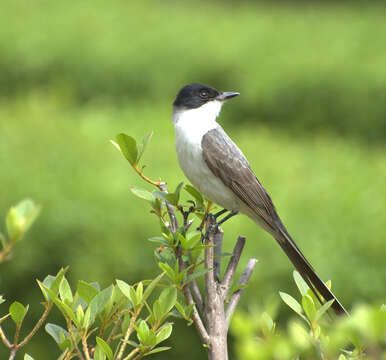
<box><xmin>173</xmin><ymin>83</ymin><xmax>239</xmax><ymax>109</ymax></box>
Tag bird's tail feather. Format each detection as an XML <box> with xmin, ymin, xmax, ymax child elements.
<box><xmin>274</xmin><ymin>227</ymin><xmax>348</xmax><ymax>316</ymax></box>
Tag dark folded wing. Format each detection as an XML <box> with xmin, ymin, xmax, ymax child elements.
<box><xmin>201</xmin><ymin>127</ymin><xmax>280</xmax><ymax>232</ymax></box>
<box><xmin>202</xmin><ymin>127</ymin><xmax>348</xmax><ymax>316</ymax></box>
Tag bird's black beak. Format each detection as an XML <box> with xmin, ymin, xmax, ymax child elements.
<box><xmin>216</xmin><ymin>91</ymin><xmax>240</xmax><ymax>102</ymax></box>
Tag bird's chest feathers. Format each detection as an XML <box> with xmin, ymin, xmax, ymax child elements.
<box><xmin>173</xmin><ymin>109</ymin><xmax>219</xmax><ymax>190</ymax></box>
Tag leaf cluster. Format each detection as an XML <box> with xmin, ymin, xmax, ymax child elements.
<box><xmin>231</xmin><ymin>271</ymin><xmax>386</xmax><ymax>360</ymax></box>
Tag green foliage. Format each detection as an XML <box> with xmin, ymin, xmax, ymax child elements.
<box><xmin>231</xmin><ymin>271</ymin><xmax>386</xmax><ymax>359</ymax></box>
<box><xmin>0</xmin><ymin>199</ymin><xmax>40</xmax><ymax>263</ymax></box>
<box><xmin>1</xmin><ymin>134</ymin><xmax>385</xmax><ymax>359</ymax></box>
<box><xmin>1</xmin><ymin>266</ymin><xmax>178</xmax><ymax>359</ymax></box>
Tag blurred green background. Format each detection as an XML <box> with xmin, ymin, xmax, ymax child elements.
<box><xmin>1</xmin><ymin>0</ymin><xmax>385</xmax><ymax>358</ymax></box>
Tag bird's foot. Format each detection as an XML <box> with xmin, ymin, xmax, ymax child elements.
<box><xmin>214</xmin><ymin>208</ymin><xmax>228</xmax><ymax>219</ymax></box>
<box><xmin>217</xmin><ymin>210</ymin><xmax>238</xmax><ymax>226</ymax></box>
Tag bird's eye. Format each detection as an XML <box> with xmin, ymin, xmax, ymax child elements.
<box><xmin>199</xmin><ymin>90</ymin><xmax>209</xmax><ymax>99</ymax></box>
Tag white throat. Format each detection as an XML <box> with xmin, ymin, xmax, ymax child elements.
<box><xmin>172</xmin><ymin>100</ymin><xmax>223</xmax><ymax>142</ymax></box>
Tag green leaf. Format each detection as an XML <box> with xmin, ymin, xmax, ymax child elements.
<box><xmin>158</xmin><ymin>263</ymin><xmax>175</xmax><ymax>282</ymax></box>
<box><xmin>177</xmin><ymin>232</ymin><xmax>187</xmax><ymax>249</ymax></box>
<box><xmin>153</xmin><ymin>300</ymin><xmax>163</xmax><ymax>322</ymax></box>
<box><xmin>289</xmin><ymin>321</ymin><xmax>311</xmax><ymax>349</ymax></box>
<box><xmin>315</xmin><ymin>299</ymin><xmax>335</xmax><ymax>322</ymax></box>
<box><xmin>45</xmin><ymin>323</ymin><xmax>69</xmax><ymax>346</ymax></box>
<box><xmin>43</xmin><ymin>285</ymin><xmax>78</xmax><ymax>325</ymax></box>
<box><xmin>302</xmin><ymin>294</ymin><xmax>316</xmax><ymax>321</ymax></box>
<box><xmin>293</xmin><ymin>271</ymin><xmax>309</xmax><ymax>296</ymax></box>
<box><xmin>152</xmin><ymin>191</ymin><xmax>168</xmax><ymax>202</ymax></box>
<box><xmin>156</xmin><ymin>323</ymin><xmax>172</xmax><ymax>344</ymax></box>
<box><xmin>144</xmin><ymin>346</ymin><xmax>171</xmax><ymax>356</ymax></box>
<box><xmin>24</xmin><ymin>355</ymin><xmax>34</xmax><ymax>360</ymax></box>
<box><xmin>94</xmin><ymin>345</ymin><xmax>107</xmax><ymax>360</ymax></box>
<box><xmin>148</xmin><ymin>237</ymin><xmax>170</xmax><ymax>246</ymax></box>
<box><xmin>136</xmin><ymin>282</ymin><xmax>143</xmax><ymax>303</ymax></box>
<box><xmin>184</xmin><ymin>185</ymin><xmax>204</xmax><ymax>206</ymax></box>
<box><xmin>96</xmin><ymin>337</ymin><xmax>113</xmax><ymax>360</ymax></box>
<box><xmin>143</xmin><ymin>272</ymin><xmax>165</xmax><ymax>302</ymax></box>
<box><xmin>0</xmin><ymin>295</ymin><xmax>5</xmax><ymax>305</ymax></box>
<box><xmin>75</xmin><ymin>305</ymin><xmax>84</xmax><ymax>327</ymax></box>
<box><xmin>83</xmin><ymin>307</ymin><xmax>92</xmax><ymax>329</ymax></box>
<box><xmin>59</xmin><ymin>278</ymin><xmax>73</xmax><ymax>305</ymax></box>
<box><xmin>185</xmin><ymin>231</ymin><xmax>201</xmax><ymax>249</ymax></box>
<box><xmin>116</xmin><ymin>280</ymin><xmax>138</xmax><ymax>308</ymax></box>
<box><xmin>77</xmin><ymin>280</ymin><xmax>99</xmax><ymax>304</ymax></box>
<box><xmin>137</xmin><ymin>131</ymin><xmax>153</xmax><ymax>162</ymax></box>
<box><xmin>121</xmin><ymin>313</ymin><xmax>131</xmax><ymax>332</ymax></box>
<box><xmin>43</xmin><ymin>267</ymin><xmax>68</xmax><ymax>300</ymax></box>
<box><xmin>279</xmin><ymin>292</ymin><xmax>303</xmax><ymax>315</ymax></box>
<box><xmin>174</xmin><ymin>301</ymin><xmax>186</xmax><ymax>318</ymax></box>
<box><xmin>6</xmin><ymin>199</ymin><xmax>41</xmax><ymax>242</ymax></box>
<box><xmin>158</xmin><ymin>287</ymin><xmax>177</xmax><ymax>315</ymax></box>
<box><xmin>173</xmin><ymin>182</ymin><xmax>184</xmax><ymax>204</ymax></box>
<box><xmin>116</xmin><ymin>133</ymin><xmax>138</xmax><ymax>165</ymax></box>
<box><xmin>130</xmin><ymin>187</ymin><xmax>154</xmax><ymax>202</ymax></box>
<box><xmin>9</xmin><ymin>301</ymin><xmax>28</xmax><ymax>325</ymax></box>
<box><xmin>136</xmin><ymin>320</ymin><xmax>150</xmax><ymax>343</ymax></box>
<box><xmin>143</xmin><ymin>329</ymin><xmax>157</xmax><ymax>347</ymax></box>
<box><xmin>89</xmin><ymin>286</ymin><xmax>114</xmax><ymax>323</ymax></box>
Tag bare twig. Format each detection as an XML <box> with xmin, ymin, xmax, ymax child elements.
<box><xmin>189</xmin><ymin>278</ymin><xmax>204</xmax><ymax>315</ymax></box>
<box><xmin>159</xmin><ymin>182</ymin><xmax>178</xmax><ymax>233</ymax></box>
<box><xmin>225</xmin><ymin>258</ymin><xmax>258</xmax><ymax>327</ymax></box>
<box><xmin>123</xmin><ymin>347</ymin><xmax>139</xmax><ymax>360</ymax></box>
<box><xmin>8</xmin><ymin>349</ymin><xmax>17</xmax><ymax>360</ymax></box>
<box><xmin>177</xmin><ymin>248</ymin><xmax>209</xmax><ymax>345</ymax></box>
<box><xmin>0</xmin><ymin>325</ymin><xmax>12</xmax><ymax>348</ymax></box>
<box><xmin>132</xmin><ymin>165</ymin><xmax>160</xmax><ymax>187</ymax></box>
<box><xmin>204</xmin><ymin>216</ymin><xmax>228</xmax><ymax>360</ymax></box>
<box><xmin>13</xmin><ymin>325</ymin><xmax>21</xmax><ymax>349</ymax></box>
<box><xmin>67</xmin><ymin>319</ymin><xmax>84</xmax><ymax>360</ymax></box>
<box><xmin>221</xmin><ymin>236</ymin><xmax>246</xmax><ymax>294</ymax></box>
<box><xmin>82</xmin><ymin>335</ymin><xmax>91</xmax><ymax>360</ymax></box>
<box><xmin>204</xmin><ymin>218</ymin><xmax>217</xmax><ymax>301</ymax></box>
<box><xmin>0</xmin><ymin>242</ymin><xmax>14</xmax><ymax>264</ymax></box>
<box><xmin>106</xmin><ymin>315</ymin><xmax>122</xmax><ymax>344</ymax></box>
<box><xmin>17</xmin><ymin>302</ymin><xmax>52</xmax><ymax>347</ymax></box>
<box><xmin>213</xmin><ymin>228</ymin><xmax>224</xmax><ymax>280</ymax></box>
<box><xmin>116</xmin><ymin>310</ymin><xmax>140</xmax><ymax>360</ymax></box>
<box><xmin>184</xmin><ymin>219</ymin><xmax>194</xmax><ymax>233</ymax></box>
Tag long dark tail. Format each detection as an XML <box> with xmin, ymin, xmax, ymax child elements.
<box><xmin>274</xmin><ymin>226</ymin><xmax>348</xmax><ymax>316</ymax></box>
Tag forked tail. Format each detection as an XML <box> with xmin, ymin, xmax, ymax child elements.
<box><xmin>274</xmin><ymin>227</ymin><xmax>348</xmax><ymax>316</ymax></box>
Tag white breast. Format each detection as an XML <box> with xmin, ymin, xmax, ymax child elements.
<box><xmin>172</xmin><ymin>102</ymin><xmax>243</xmax><ymax>211</ymax></box>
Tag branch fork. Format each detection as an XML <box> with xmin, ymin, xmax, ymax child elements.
<box><xmin>160</xmin><ymin>185</ymin><xmax>257</xmax><ymax>360</ymax></box>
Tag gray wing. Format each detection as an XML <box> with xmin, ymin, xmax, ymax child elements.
<box><xmin>201</xmin><ymin>127</ymin><xmax>280</xmax><ymax>233</ymax></box>
<box><xmin>202</xmin><ymin>128</ymin><xmax>348</xmax><ymax>316</ymax></box>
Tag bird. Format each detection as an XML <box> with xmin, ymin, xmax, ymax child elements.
<box><xmin>171</xmin><ymin>83</ymin><xmax>347</xmax><ymax>316</ymax></box>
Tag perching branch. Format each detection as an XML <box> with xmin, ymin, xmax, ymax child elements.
<box><xmin>213</xmin><ymin>228</ymin><xmax>224</xmax><ymax>280</ymax></box>
<box><xmin>221</xmin><ymin>236</ymin><xmax>246</xmax><ymax>293</ymax></box>
<box><xmin>225</xmin><ymin>258</ymin><xmax>258</xmax><ymax>328</ymax></box>
<box><xmin>175</xmin><ymin>209</ymin><xmax>257</xmax><ymax>360</ymax></box>
<box><xmin>121</xmin><ymin>137</ymin><xmax>257</xmax><ymax>359</ymax></box>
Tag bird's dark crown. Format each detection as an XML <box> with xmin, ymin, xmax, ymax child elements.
<box><xmin>173</xmin><ymin>83</ymin><xmax>220</xmax><ymax>109</ymax></box>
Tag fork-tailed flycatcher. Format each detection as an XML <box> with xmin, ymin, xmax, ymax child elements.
<box><xmin>172</xmin><ymin>83</ymin><xmax>347</xmax><ymax>316</ymax></box>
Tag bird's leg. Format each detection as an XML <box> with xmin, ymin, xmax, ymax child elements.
<box><xmin>214</xmin><ymin>208</ymin><xmax>228</xmax><ymax>219</ymax></box>
<box><xmin>217</xmin><ymin>210</ymin><xmax>238</xmax><ymax>226</ymax></box>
